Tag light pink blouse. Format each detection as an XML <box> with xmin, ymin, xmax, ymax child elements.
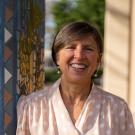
<box><xmin>16</xmin><ymin>79</ymin><xmax>135</xmax><ymax>135</ymax></box>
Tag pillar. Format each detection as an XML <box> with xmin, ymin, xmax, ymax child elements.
<box><xmin>104</xmin><ymin>0</ymin><xmax>135</xmax><ymax>115</ymax></box>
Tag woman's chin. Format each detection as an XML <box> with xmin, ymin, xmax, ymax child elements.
<box><xmin>67</xmin><ymin>76</ymin><xmax>90</xmax><ymax>84</ymax></box>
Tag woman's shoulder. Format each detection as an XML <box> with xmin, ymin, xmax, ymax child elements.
<box><xmin>18</xmin><ymin>87</ymin><xmax>48</xmax><ymax>104</ymax></box>
<box><xmin>17</xmin><ymin>87</ymin><xmax>49</xmax><ymax>114</ymax></box>
<box><xmin>17</xmin><ymin>79</ymin><xmax>60</xmax><ymax>111</ymax></box>
<box><xmin>17</xmin><ymin>83</ymin><xmax>58</xmax><ymax>113</ymax></box>
<box><xmin>93</xmin><ymin>85</ymin><xmax>128</xmax><ymax>106</ymax></box>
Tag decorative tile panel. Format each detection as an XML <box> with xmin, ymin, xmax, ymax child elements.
<box><xmin>4</xmin><ymin>68</ymin><xmax>12</xmax><ymax>84</ymax></box>
<box><xmin>0</xmin><ymin>0</ymin><xmax>5</xmax><ymax>134</ymax></box>
<box><xmin>0</xmin><ymin>0</ymin><xmax>45</xmax><ymax>134</ymax></box>
<box><xmin>4</xmin><ymin>46</ymin><xmax>12</xmax><ymax>62</ymax></box>
<box><xmin>1</xmin><ymin>0</ymin><xmax>18</xmax><ymax>134</ymax></box>
<box><xmin>4</xmin><ymin>28</ymin><xmax>12</xmax><ymax>42</ymax></box>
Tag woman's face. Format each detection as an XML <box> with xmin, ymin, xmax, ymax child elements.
<box><xmin>56</xmin><ymin>36</ymin><xmax>100</xmax><ymax>84</ymax></box>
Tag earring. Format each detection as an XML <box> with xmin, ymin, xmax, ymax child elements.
<box><xmin>57</xmin><ymin>66</ymin><xmax>61</xmax><ymax>74</ymax></box>
<box><xmin>92</xmin><ymin>65</ymin><xmax>101</xmax><ymax>78</ymax></box>
<box><xmin>93</xmin><ymin>71</ymin><xmax>98</xmax><ymax>78</ymax></box>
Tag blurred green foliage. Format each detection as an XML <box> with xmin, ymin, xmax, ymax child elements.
<box><xmin>45</xmin><ymin>69</ymin><xmax>60</xmax><ymax>83</ymax></box>
<box><xmin>52</xmin><ymin>0</ymin><xmax>105</xmax><ymax>36</ymax></box>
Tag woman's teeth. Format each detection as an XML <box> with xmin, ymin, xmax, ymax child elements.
<box><xmin>70</xmin><ymin>63</ymin><xmax>87</xmax><ymax>69</ymax></box>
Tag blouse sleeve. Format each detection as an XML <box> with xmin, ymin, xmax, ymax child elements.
<box><xmin>16</xmin><ymin>96</ymin><xmax>31</xmax><ymax>135</ymax></box>
<box><xmin>119</xmin><ymin>101</ymin><xmax>135</xmax><ymax>135</ymax></box>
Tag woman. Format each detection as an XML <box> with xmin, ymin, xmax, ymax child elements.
<box><xmin>16</xmin><ymin>21</ymin><xmax>135</xmax><ymax>135</ymax></box>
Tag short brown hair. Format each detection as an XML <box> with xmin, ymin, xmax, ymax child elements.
<box><xmin>52</xmin><ymin>21</ymin><xmax>103</xmax><ymax>65</ymax></box>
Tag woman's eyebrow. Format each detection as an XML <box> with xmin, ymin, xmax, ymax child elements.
<box><xmin>83</xmin><ymin>44</ymin><xmax>97</xmax><ymax>49</ymax></box>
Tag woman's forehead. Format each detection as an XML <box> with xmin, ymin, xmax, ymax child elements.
<box><xmin>66</xmin><ymin>36</ymin><xmax>97</xmax><ymax>45</ymax></box>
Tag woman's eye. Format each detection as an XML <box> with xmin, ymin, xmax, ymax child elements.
<box><xmin>85</xmin><ymin>48</ymin><xmax>93</xmax><ymax>51</ymax></box>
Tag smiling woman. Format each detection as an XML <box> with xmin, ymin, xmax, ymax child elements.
<box><xmin>16</xmin><ymin>21</ymin><xmax>135</xmax><ymax>135</ymax></box>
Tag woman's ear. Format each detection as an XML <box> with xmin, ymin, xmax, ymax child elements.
<box><xmin>96</xmin><ymin>53</ymin><xmax>102</xmax><ymax>68</ymax></box>
<box><xmin>98</xmin><ymin>53</ymin><xmax>102</xmax><ymax>63</ymax></box>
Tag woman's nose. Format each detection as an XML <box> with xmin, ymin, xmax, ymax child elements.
<box><xmin>74</xmin><ymin>49</ymin><xmax>85</xmax><ymax>59</ymax></box>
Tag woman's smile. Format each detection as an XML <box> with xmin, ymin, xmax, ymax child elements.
<box><xmin>70</xmin><ymin>63</ymin><xmax>88</xmax><ymax>71</ymax></box>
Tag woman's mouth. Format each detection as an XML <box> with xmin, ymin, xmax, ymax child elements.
<box><xmin>70</xmin><ymin>63</ymin><xmax>87</xmax><ymax>71</ymax></box>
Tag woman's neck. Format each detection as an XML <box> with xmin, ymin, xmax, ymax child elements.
<box><xmin>60</xmin><ymin>77</ymin><xmax>92</xmax><ymax>103</ymax></box>
<box><xmin>59</xmin><ymin>77</ymin><xmax>93</xmax><ymax>124</ymax></box>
